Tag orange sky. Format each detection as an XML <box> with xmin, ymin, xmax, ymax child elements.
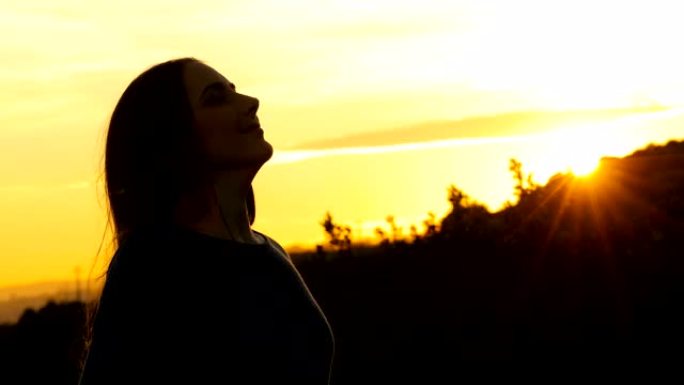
<box><xmin>2</xmin><ymin>0</ymin><xmax>684</xmax><ymax>288</ymax></box>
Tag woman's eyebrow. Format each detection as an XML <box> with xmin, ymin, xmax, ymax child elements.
<box><xmin>200</xmin><ymin>81</ymin><xmax>236</xmax><ymax>99</ymax></box>
<box><xmin>200</xmin><ymin>82</ymin><xmax>226</xmax><ymax>98</ymax></box>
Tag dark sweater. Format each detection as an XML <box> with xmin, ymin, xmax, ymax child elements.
<box><xmin>79</xmin><ymin>224</ymin><xmax>335</xmax><ymax>384</ymax></box>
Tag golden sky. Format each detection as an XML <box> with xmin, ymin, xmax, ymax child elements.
<box><xmin>2</xmin><ymin>0</ymin><xmax>684</xmax><ymax>288</ymax></box>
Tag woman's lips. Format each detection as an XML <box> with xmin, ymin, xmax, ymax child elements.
<box><xmin>240</xmin><ymin>122</ymin><xmax>261</xmax><ymax>134</ymax></box>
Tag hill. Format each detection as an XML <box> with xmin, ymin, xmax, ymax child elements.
<box><xmin>294</xmin><ymin>139</ymin><xmax>684</xmax><ymax>381</ymax></box>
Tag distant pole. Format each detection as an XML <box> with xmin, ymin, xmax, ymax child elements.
<box><xmin>75</xmin><ymin>266</ymin><xmax>82</xmax><ymax>302</ymax></box>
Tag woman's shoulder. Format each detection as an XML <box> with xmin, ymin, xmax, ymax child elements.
<box><xmin>256</xmin><ymin>231</ymin><xmax>291</xmax><ymax>261</ymax></box>
<box><xmin>113</xmin><ymin>225</ymin><xmax>291</xmax><ymax>270</ymax></box>
<box><xmin>106</xmin><ymin>225</ymin><xmax>182</xmax><ymax>277</ymax></box>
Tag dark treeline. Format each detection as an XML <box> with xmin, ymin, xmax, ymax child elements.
<box><xmin>2</xmin><ymin>140</ymin><xmax>684</xmax><ymax>383</ymax></box>
<box><xmin>0</xmin><ymin>301</ymin><xmax>86</xmax><ymax>384</ymax></box>
<box><xmin>298</xmin><ymin>140</ymin><xmax>684</xmax><ymax>382</ymax></box>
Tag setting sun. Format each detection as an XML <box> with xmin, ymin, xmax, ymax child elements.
<box><xmin>568</xmin><ymin>156</ymin><xmax>601</xmax><ymax>177</ymax></box>
<box><xmin>521</xmin><ymin>109</ymin><xmax>681</xmax><ymax>185</ymax></box>
<box><xmin>544</xmin><ymin>127</ymin><xmax>604</xmax><ymax>178</ymax></box>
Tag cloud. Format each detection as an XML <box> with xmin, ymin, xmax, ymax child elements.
<box><xmin>0</xmin><ymin>180</ymin><xmax>92</xmax><ymax>193</ymax></box>
<box><xmin>271</xmin><ymin>135</ymin><xmax>539</xmax><ymax>165</ymax></box>
<box><xmin>287</xmin><ymin>107</ymin><xmax>670</xmax><ymax>150</ymax></box>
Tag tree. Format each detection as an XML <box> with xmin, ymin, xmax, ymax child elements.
<box><xmin>509</xmin><ymin>158</ymin><xmax>538</xmax><ymax>202</ymax></box>
<box><xmin>385</xmin><ymin>215</ymin><xmax>403</xmax><ymax>243</ymax></box>
<box><xmin>320</xmin><ymin>212</ymin><xmax>352</xmax><ymax>253</ymax></box>
<box><xmin>448</xmin><ymin>185</ymin><xmax>469</xmax><ymax>211</ymax></box>
<box><xmin>422</xmin><ymin>212</ymin><xmax>439</xmax><ymax>238</ymax></box>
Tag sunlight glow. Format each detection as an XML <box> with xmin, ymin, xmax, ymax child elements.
<box><xmin>571</xmin><ymin>159</ymin><xmax>601</xmax><ymax>177</ymax></box>
<box><xmin>527</xmin><ymin>108</ymin><xmax>684</xmax><ymax>183</ymax></box>
<box><xmin>545</xmin><ymin>127</ymin><xmax>603</xmax><ymax>177</ymax></box>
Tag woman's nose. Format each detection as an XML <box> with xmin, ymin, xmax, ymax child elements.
<box><xmin>245</xmin><ymin>96</ymin><xmax>259</xmax><ymax>117</ymax></box>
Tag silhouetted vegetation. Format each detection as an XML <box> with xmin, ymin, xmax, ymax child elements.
<box><xmin>299</xmin><ymin>140</ymin><xmax>684</xmax><ymax>382</ymax></box>
<box><xmin>0</xmin><ymin>301</ymin><xmax>86</xmax><ymax>385</ymax></box>
<box><xmin>321</xmin><ymin>211</ymin><xmax>353</xmax><ymax>255</ymax></box>
<box><xmin>3</xmin><ymin>140</ymin><xmax>684</xmax><ymax>383</ymax></box>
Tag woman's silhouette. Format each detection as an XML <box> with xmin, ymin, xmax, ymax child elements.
<box><xmin>79</xmin><ymin>58</ymin><xmax>335</xmax><ymax>384</ymax></box>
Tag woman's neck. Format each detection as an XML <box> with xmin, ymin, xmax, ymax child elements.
<box><xmin>174</xmin><ymin>168</ymin><xmax>264</xmax><ymax>244</ymax></box>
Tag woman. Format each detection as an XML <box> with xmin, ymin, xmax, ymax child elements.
<box><xmin>79</xmin><ymin>58</ymin><xmax>335</xmax><ymax>384</ymax></box>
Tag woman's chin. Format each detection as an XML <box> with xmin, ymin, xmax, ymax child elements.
<box><xmin>262</xmin><ymin>141</ymin><xmax>274</xmax><ymax>160</ymax></box>
<box><xmin>243</xmin><ymin>144</ymin><xmax>274</xmax><ymax>167</ymax></box>
<box><xmin>212</xmin><ymin>142</ymin><xmax>274</xmax><ymax>169</ymax></box>
<box><xmin>253</xmin><ymin>141</ymin><xmax>273</xmax><ymax>162</ymax></box>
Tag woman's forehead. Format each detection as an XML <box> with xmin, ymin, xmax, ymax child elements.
<box><xmin>184</xmin><ymin>62</ymin><xmax>232</xmax><ymax>96</ymax></box>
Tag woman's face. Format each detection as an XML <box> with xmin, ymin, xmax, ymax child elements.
<box><xmin>183</xmin><ymin>61</ymin><xmax>273</xmax><ymax>170</ymax></box>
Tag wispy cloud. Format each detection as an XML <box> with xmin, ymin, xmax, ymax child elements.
<box><xmin>0</xmin><ymin>180</ymin><xmax>92</xmax><ymax>193</ymax></box>
<box><xmin>271</xmin><ymin>107</ymin><xmax>684</xmax><ymax>165</ymax></box>
<box><xmin>271</xmin><ymin>135</ymin><xmax>540</xmax><ymax>165</ymax></box>
<box><xmin>287</xmin><ymin>107</ymin><xmax>673</xmax><ymax>151</ymax></box>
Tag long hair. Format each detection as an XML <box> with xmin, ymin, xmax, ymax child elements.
<box><xmin>82</xmin><ymin>58</ymin><xmax>256</xmax><ymax>371</ymax></box>
<box><xmin>104</xmin><ymin>57</ymin><xmax>256</xmax><ymax>249</ymax></box>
